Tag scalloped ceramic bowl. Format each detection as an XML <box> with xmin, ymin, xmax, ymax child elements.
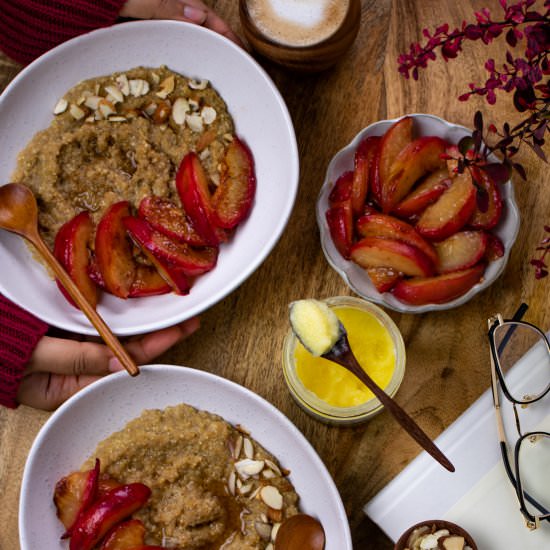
<box><xmin>0</xmin><ymin>20</ymin><xmax>298</xmax><ymax>336</ymax></box>
<box><xmin>19</xmin><ymin>365</ymin><xmax>352</xmax><ymax>549</ymax></box>
<box><xmin>316</xmin><ymin>114</ymin><xmax>520</xmax><ymax>313</ymax></box>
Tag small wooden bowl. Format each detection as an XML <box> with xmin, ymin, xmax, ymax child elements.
<box><xmin>238</xmin><ymin>0</ymin><xmax>361</xmax><ymax>72</ymax></box>
<box><xmin>394</xmin><ymin>520</ymin><xmax>478</xmax><ymax>550</ymax></box>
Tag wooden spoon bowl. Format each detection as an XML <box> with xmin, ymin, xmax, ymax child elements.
<box><xmin>274</xmin><ymin>513</ymin><xmax>326</xmax><ymax>550</ymax></box>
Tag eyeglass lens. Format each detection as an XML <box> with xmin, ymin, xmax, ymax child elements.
<box><xmin>493</xmin><ymin>322</ymin><xmax>550</xmax><ymax>402</ymax></box>
<box><xmin>517</xmin><ymin>433</ymin><xmax>550</xmax><ymax>520</ymax></box>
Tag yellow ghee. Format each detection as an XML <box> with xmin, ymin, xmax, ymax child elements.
<box><xmin>294</xmin><ymin>305</ymin><xmax>396</xmax><ymax>408</ymax></box>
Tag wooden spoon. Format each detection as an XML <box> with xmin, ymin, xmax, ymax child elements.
<box><xmin>274</xmin><ymin>514</ymin><xmax>326</xmax><ymax>550</ymax></box>
<box><xmin>0</xmin><ymin>183</ymin><xmax>139</xmax><ymax>376</ymax></box>
<box><xmin>322</xmin><ymin>325</ymin><xmax>454</xmax><ymax>472</ymax></box>
<box><xmin>289</xmin><ymin>299</ymin><xmax>454</xmax><ymax>472</ymax></box>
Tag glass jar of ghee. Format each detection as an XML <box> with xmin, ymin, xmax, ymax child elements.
<box><xmin>282</xmin><ymin>296</ymin><xmax>406</xmax><ymax>425</ymax></box>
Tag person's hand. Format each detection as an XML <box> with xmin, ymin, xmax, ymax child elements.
<box><xmin>119</xmin><ymin>0</ymin><xmax>243</xmax><ymax>46</ymax></box>
<box><xmin>16</xmin><ymin>317</ymin><xmax>200</xmax><ymax>411</ymax></box>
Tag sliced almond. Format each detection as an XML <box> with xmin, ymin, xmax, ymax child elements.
<box><xmin>227</xmin><ymin>470</ymin><xmax>236</xmax><ymax>496</ymax></box>
<box><xmin>262</xmin><ymin>469</ymin><xmax>276</xmax><ymax>479</ymax></box>
<box><xmin>231</xmin><ymin>434</ymin><xmax>243</xmax><ymax>460</ymax></box>
<box><xmin>109</xmin><ymin>116</ymin><xmax>127</xmax><ymax>122</ymax></box>
<box><xmin>440</xmin><ymin>535</ymin><xmax>465</xmax><ymax>550</ymax></box>
<box><xmin>105</xmin><ymin>85</ymin><xmax>124</xmax><ymax>104</ymax></box>
<box><xmin>201</xmin><ymin>106</ymin><xmax>217</xmax><ymax>125</ymax></box>
<box><xmin>271</xmin><ymin>522</ymin><xmax>281</xmax><ymax>542</ymax></box>
<box><xmin>188</xmin><ymin>98</ymin><xmax>200</xmax><ymax>112</ymax></box>
<box><xmin>172</xmin><ymin>97</ymin><xmax>190</xmax><ymax>125</ymax></box>
<box><xmin>156</xmin><ymin>75</ymin><xmax>175</xmax><ymax>99</ymax></box>
<box><xmin>243</xmin><ymin>437</ymin><xmax>254</xmax><ymax>459</ymax></box>
<box><xmin>188</xmin><ymin>78</ymin><xmax>208</xmax><ymax>90</ymax></box>
<box><xmin>53</xmin><ymin>98</ymin><xmax>68</xmax><ymax>115</ymax></box>
<box><xmin>69</xmin><ymin>103</ymin><xmax>86</xmax><ymax>120</ymax></box>
<box><xmin>98</xmin><ymin>99</ymin><xmax>116</xmax><ymax>118</ymax></box>
<box><xmin>83</xmin><ymin>95</ymin><xmax>102</xmax><ymax>110</ymax></box>
<box><xmin>223</xmin><ymin>133</ymin><xmax>234</xmax><ymax>143</ymax></box>
<box><xmin>129</xmin><ymin>78</ymin><xmax>150</xmax><ymax>97</ymax></box>
<box><xmin>264</xmin><ymin>459</ymin><xmax>282</xmax><ymax>476</ymax></box>
<box><xmin>151</xmin><ymin>72</ymin><xmax>160</xmax><ymax>85</ymax></box>
<box><xmin>259</xmin><ymin>486</ymin><xmax>283</xmax><ymax>510</ymax></box>
<box><xmin>249</xmin><ymin>486</ymin><xmax>261</xmax><ymax>500</ymax></box>
<box><xmin>115</xmin><ymin>74</ymin><xmax>130</xmax><ymax>96</ymax></box>
<box><xmin>238</xmin><ymin>482</ymin><xmax>253</xmax><ymax>495</ymax></box>
<box><xmin>266</xmin><ymin>544</ymin><xmax>274</xmax><ymax>550</ymax></box>
<box><xmin>235</xmin><ymin>459</ymin><xmax>265</xmax><ymax>478</ymax></box>
<box><xmin>254</xmin><ymin>521</ymin><xmax>272</xmax><ymax>541</ymax></box>
<box><xmin>185</xmin><ymin>113</ymin><xmax>204</xmax><ymax>133</ymax></box>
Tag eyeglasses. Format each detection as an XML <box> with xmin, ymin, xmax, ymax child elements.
<box><xmin>488</xmin><ymin>303</ymin><xmax>550</xmax><ymax>530</ymax></box>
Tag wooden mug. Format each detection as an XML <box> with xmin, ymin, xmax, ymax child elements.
<box><xmin>239</xmin><ymin>0</ymin><xmax>361</xmax><ymax>72</ymax></box>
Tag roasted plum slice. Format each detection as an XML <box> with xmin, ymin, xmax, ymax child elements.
<box><xmin>392</xmin><ymin>263</ymin><xmax>485</xmax><ymax>305</ymax></box>
<box><xmin>350</xmin><ymin>237</ymin><xmax>435</xmax><ymax>277</ymax></box>
<box><xmin>54</xmin><ymin>211</ymin><xmax>99</xmax><ymax>309</ymax></box>
<box><xmin>392</xmin><ymin>167</ymin><xmax>451</xmax><ymax>218</ymax></box>
<box><xmin>328</xmin><ymin>170</ymin><xmax>353</xmax><ymax>205</ymax></box>
<box><xmin>176</xmin><ymin>152</ymin><xmax>220</xmax><ymax>245</ymax></box>
<box><xmin>124</xmin><ymin>216</ymin><xmax>217</xmax><ymax>277</ymax></box>
<box><xmin>367</xmin><ymin>267</ymin><xmax>402</xmax><ymax>293</ymax></box>
<box><xmin>211</xmin><ymin>136</ymin><xmax>256</xmax><ymax>229</ymax></box>
<box><xmin>355</xmin><ymin>213</ymin><xmax>438</xmax><ymax>266</ymax></box>
<box><xmin>99</xmin><ymin>519</ymin><xmax>145</xmax><ymax>550</ymax></box>
<box><xmin>69</xmin><ymin>483</ymin><xmax>151</xmax><ymax>550</ymax></box>
<box><xmin>95</xmin><ymin>201</ymin><xmax>136</xmax><ymax>299</ymax></box>
<box><xmin>371</xmin><ymin>116</ymin><xmax>414</xmax><ymax>208</ymax></box>
<box><xmin>416</xmin><ymin>170</ymin><xmax>477</xmax><ymax>241</ymax></box>
<box><xmin>434</xmin><ymin>230</ymin><xmax>488</xmax><ymax>274</ymax></box>
<box><xmin>129</xmin><ymin>266</ymin><xmax>171</xmax><ymax>298</ymax></box>
<box><xmin>326</xmin><ymin>199</ymin><xmax>353</xmax><ymax>259</ymax></box>
<box><xmin>138</xmin><ymin>195</ymin><xmax>207</xmax><ymax>246</ymax></box>
<box><xmin>53</xmin><ymin>459</ymin><xmax>100</xmax><ymax>538</ymax></box>
<box><xmin>351</xmin><ymin>136</ymin><xmax>380</xmax><ymax>215</ymax></box>
<box><xmin>382</xmin><ymin>136</ymin><xmax>448</xmax><ymax>211</ymax></box>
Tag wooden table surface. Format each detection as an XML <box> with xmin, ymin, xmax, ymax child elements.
<box><xmin>1</xmin><ymin>1</ymin><xmax>549</xmax><ymax>548</ymax></box>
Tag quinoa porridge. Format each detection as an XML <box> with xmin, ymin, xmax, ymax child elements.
<box><xmin>82</xmin><ymin>404</ymin><xmax>300</xmax><ymax>549</ymax></box>
<box><xmin>11</xmin><ymin>66</ymin><xmax>235</xmax><ymax>248</ymax></box>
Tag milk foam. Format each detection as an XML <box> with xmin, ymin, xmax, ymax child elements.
<box><xmin>247</xmin><ymin>0</ymin><xmax>349</xmax><ymax>47</ymax></box>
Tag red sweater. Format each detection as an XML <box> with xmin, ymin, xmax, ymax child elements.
<box><xmin>0</xmin><ymin>294</ymin><xmax>48</xmax><ymax>408</ymax></box>
<box><xmin>0</xmin><ymin>0</ymin><xmax>127</xmax><ymax>65</ymax></box>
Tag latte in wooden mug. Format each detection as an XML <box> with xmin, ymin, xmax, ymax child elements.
<box><xmin>239</xmin><ymin>0</ymin><xmax>361</xmax><ymax>72</ymax></box>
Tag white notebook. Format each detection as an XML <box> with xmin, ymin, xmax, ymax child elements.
<box><xmin>364</xmin><ymin>333</ymin><xmax>550</xmax><ymax>548</ymax></box>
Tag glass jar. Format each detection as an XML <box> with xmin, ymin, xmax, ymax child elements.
<box><xmin>282</xmin><ymin>296</ymin><xmax>406</xmax><ymax>425</ymax></box>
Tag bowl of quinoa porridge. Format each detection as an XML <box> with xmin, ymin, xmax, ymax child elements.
<box><xmin>0</xmin><ymin>20</ymin><xmax>298</xmax><ymax>336</ymax></box>
<box><xmin>19</xmin><ymin>365</ymin><xmax>352</xmax><ymax>549</ymax></box>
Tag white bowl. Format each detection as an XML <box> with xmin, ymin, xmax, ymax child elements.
<box><xmin>316</xmin><ymin>113</ymin><xmax>520</xmax><ymax>313</ymax></box>
<box><xmin>0</xmin><ymin>21</ymin><xmax>299</xmax><ymax>335</ymax></box>
<box><xmin>19</xmin><ymin>365</ymin><xmax>352</xmax><ymax>549</ymax></box>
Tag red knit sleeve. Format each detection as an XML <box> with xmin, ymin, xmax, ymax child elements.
<box><xmin>0</xmin><ymin>294</ymin><xmax>49</xmax><ymax>408</ymax></box>
<box><xmin>0</xmin><ymin>0</ymin><xmax>128</xmax><ymax>65</ymax></box>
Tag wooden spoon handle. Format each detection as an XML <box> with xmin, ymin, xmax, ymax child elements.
<box><xmin>334</xmin><ymin>350</ymin><xmax>454</xmax><ymax>473</ymax></box>
<box><xmin>29</xmin><ymin>231</ymin><xmax>139</xmax><ymax>377</ymax></box>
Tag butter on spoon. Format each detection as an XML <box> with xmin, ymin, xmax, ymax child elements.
<box><xmin>289</xmin><ymin>299</ymin><xmax>455</xmax><ymax>473</ymax></box>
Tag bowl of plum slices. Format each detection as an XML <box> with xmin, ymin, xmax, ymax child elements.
<box><xmin>316</xmin><ymin>114</ymin><xmax>520</xmax><ymax>313</ymax></box>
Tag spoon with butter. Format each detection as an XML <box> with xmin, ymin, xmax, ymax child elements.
<box><xmin>289</xmin><ymin>299</ymin><xmax>455</xmax><ymax>473</ymax></box>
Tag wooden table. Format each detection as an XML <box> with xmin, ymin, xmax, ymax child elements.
<box><xmin>1</xmin><ymin>1</ymin><xmax>549</xmax><ymax>548</ymax></box>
